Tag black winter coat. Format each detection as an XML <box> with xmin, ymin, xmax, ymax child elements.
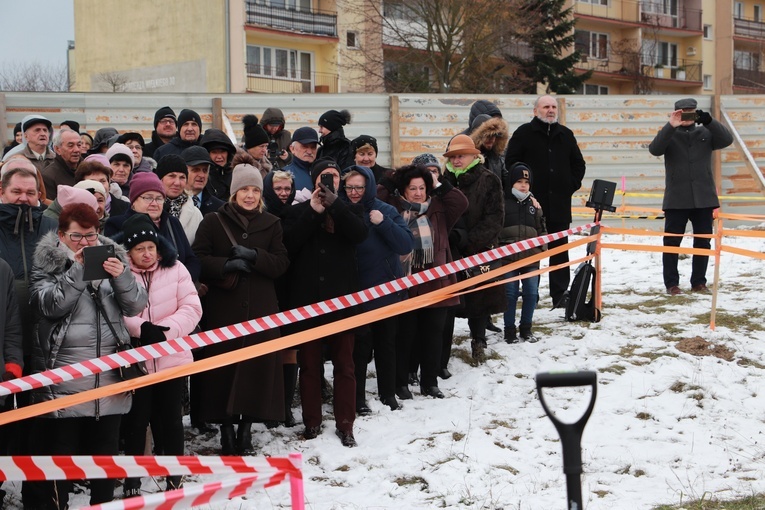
<box><xmin>504</xmin><ymin>116</ymin><xmax>586</xmax><ymax>225</ymax></box>
<box><xmin>317</xmin><ymin>129</ymin><xmax>354</xmax><ymax>171</ymax></box>
<box><xmin>153</xmin><ymin>136</ymin><xmax>201</xmax><ymax>161</ymax></box>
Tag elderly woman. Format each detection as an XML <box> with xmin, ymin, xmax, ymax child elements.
<box><xmin>118</xmin><ymin>213</ymin><xmax>202</xmax><ymax>497</ymax></box>
<box><xmin>74</xmin><ymin>179</ymin><xmax>109</xmax><ymax>231</ymax></box>
<box><xmin>350</xmin><ymin>135</ymin><xmax>391</xmax><ymax>182</ymax></box>
<box><xmin>106</xmin><ymin>143</ymin><xmax>135</xmax><ymax>197</ymax></box>
<box><xmin>192</xmin><ymin>164</ymin><xmax>290</xmax><ymax>454</ymax></box>
<box><xmin>29</xmin><ymin>203</ymin><xmax>148</xmax><ymax>509</ymax></box>
<box><xmin>339</xmin><ymin>165</ymin><xmax>412</xmax><ymax>412</ymax></box>
<box><xmin>104</xmin><ymin>171</ymin><xmax>200</xmax><ymax>282</ymax></box>
<box><xmin>380</xmin><ymin>164</ymin><xmax>468</xmax><ymax>398</ymax></box>
<box><xmin>442</xmin><ymin>134</ymin><xmax>505</xmax><ymax>361</ymax></box>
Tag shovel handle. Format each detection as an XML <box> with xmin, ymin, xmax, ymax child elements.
<box><xmin>536</xmin><ymin>370</ymin><xmax>597</xmax><ymax>389</ymax></box>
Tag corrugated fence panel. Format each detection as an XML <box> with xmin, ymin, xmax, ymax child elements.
<box><xmin>3</xmin><ymin>92</ymin><xmax>763</xmax><ymax>228</ymax></box>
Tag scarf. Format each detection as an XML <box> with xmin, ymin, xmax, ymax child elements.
<box><xmin>400</xmin><ymin>199</ymin><xmax>433</xmax><ymax>276</ymax></box>
<box><xmin>445</xmin><ymin>157</ymin><xmax>481</xmax><ymax>179</ymax></box>
<box><xmin>166</xmin><ymin>193</ymin><xmax>189</xmax><ymax>218</ymax></box>
<box><xmin>511</xmin><ymin>188</ymin><xmax>532</xmax><ymax>202</ymax></box>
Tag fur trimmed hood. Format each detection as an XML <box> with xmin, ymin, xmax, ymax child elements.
<box><xmin>470</xmin><ymin>116</ymin><xmax>509</xmax><ymax>157</ymax></box>
<box><xmin>33</xmin><ymin>231</ymin><xmax>130</xmax><ymax>274</ymax></box>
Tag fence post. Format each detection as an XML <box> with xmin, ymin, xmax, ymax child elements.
<box><xmin>389</xmin><ymin>95</ymin><xmax>400</xmax><ymax>167</ymax></box>
<box><xmin>212</xmin><ymin>97</ymin><xmax>223</xmax><ymax>131</ymax></box>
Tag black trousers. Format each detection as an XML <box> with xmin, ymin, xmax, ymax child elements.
<box><xmin>440</xmin><ymin>307</ymin><xmax>456</xmax><ymax>371</ymax></box>
<box><xmin>546</xmin><ymin>221</ymin><xmax>572</xmax><ymax>304</ymax></box>
<box><xmin>663</xmin><ymin>208</ymin><xmax>714</xmax><ymax>289</ymax></box>
<box><xmin>398</xmin><ymin>307</ymin><xmax>447</xmax><ymax>389</ymax></box>
<box><xmin>354</xmin><ymin>316</ymin><xmax>397</xmax><ymax>403</ymax></box>
<box><xmin>30</xmin><ymin>414</ymin><xmax>122</xmax><ymax>510</ymax></box>
<box><xmin>122</xmin><ymin>377</ymin><xmax>185</xmax><ymax>458</ymax></box>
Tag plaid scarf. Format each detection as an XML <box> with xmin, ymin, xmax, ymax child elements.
<box><xmin>166</xmin><ymin>193</ymin><xmax>189</xmax><ymax>218</ymax></box>
<box><xmin>400</xmin><ymin>199</ymin><xmax>433</xmax><ymax>276</ymax></box>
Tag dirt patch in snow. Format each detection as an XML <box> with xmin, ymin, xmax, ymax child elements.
<box><xmin>675</xmin><ymin>336</ymin><xmax>735</xmax><ymax>361</ymax></box>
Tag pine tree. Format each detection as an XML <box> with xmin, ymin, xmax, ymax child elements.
<box><xmin>510</xmin><ymin>0</ymin><xmax>591</xmax><ymax>94</ymax></box>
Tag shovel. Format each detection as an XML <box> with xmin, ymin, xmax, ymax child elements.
<box><xmin>536</xmin><ymin>370</ymin><xmax>597</xmax><ymax>510</ymax></box>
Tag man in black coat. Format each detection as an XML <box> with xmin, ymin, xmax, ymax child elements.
<box><xmin>153</xmin><ymin>109</ymin><xmax>203</xmax><ymax>160</ymax></box>
<box><xmin>182</xmin><ymin>146</ymin><xmax>225</xmax><ymax>216</ymax></box>
<box><xmin>504</xmin><ymin>95</ymin><xmax>586</xmax><ymax>307</ymax></box>
<box><xmin>144</xmin><ymin>106</ymin><xmax>177</xmax><ymax>159</ymax></box>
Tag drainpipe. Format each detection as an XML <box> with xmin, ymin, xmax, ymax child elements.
<box><xmin>225</xmin><ymin>0</ymin><xmax>231</xmax><ymax>93</ymax></box>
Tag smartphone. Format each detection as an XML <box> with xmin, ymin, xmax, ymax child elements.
<box><xmin>83</xmin><ymin>244</ymin><xmax>115</xmax><ymax>281</ymax></box>
<box><xmin>320</xmin><ymin>173</ymin><xmax>335</xmax><ymax>194</ymax></box>
<box><xmin>680</xmin><ymin>111</ymin><xmax>698</xmax><ymax>122</ymax></box>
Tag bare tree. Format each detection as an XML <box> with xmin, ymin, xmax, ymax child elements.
<box><xmin>339</xmin><ymin>0</ymin><xmax>538</xmax><ymax>93</ymax></box>
<box><xmin>609</xmin><ymin>39</ymin><xmax>654</xmax><ymax>94</ymax></box>
<box><xmin>0</xmin><ymin>61</ymin><xmax>69</xmax><ymax>92</ymax></box>
<box><xmin>97</xmin><ymin>71</ymin><xmax>129</xmax><ymax>92</ymax></box>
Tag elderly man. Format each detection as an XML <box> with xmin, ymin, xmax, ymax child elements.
<box><xmin>157</xmin><ymin>154</ymin><xmax>203</xmax><ymax>243</ymax></box>
<box><xmin>144</xmin><ymin>106</ymin><xmax>176</xmax><ymax>159</ymax></box>
<box><xmin>648</xmin><ymin>98</ymin><xmax>733</xmax><ymax>295</ymax></box>
<box><xmin>42</xmin><ymin>129</ymin><xmax>83</xmax><ymax>199</ymax></box>
<box><xmin>17</xmin><ymin>115</ymin><xmax>56</xmax><ymax>170</ymax></box>
<box><xmin>153</xmin><ymin>109</ymin><xmax>203</xmax><ymax>160</ymax></box>
<box><xmin>200</xmin><ymin>128</ymin><xmax>236</xmax><ymax>200</ymax></box>
<box><xmin>182</xmin><ymin>146</ymin><xmax>224</xmax><ymax>216</ymax></box>
<box><xmin>283</xmin><ymin>126</ymin><xmax>320</xmax><ymax>197</ymax></box>
<box><xmin>504</xmin><ymin>95</ymin><xmax>586</xmax><ymax>308</ymax></box>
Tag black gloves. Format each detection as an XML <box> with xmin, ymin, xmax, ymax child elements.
<box><xmin>223</xmin><ymin>258</ymin><xmax>251</xmax><ymax>274</ymax></box>
<box><xmin>319</xmin><ymin>184</ymin><xmax>338</xmax><ymax>208</ymax></box>
<box><xmin>696</xmin><ymin>109</ymin><xmax>713</xmax><ymax>126</ymax></box>
<box><xmin>230</xmin><ymin>245</ymin><xmax>258</xmax><ymax>264</ymax></box>
<box><xmin>140</xmin><ymin>322</ymin><xmax>170</xmax><ymax>345</ymax></box>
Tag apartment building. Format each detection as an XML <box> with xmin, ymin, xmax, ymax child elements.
<box><xmin>70</xmin><ymin>0</ymin><xmax>380</xmax><ymax>94</ymax></box>
<box><xmin>571</xmin><ymin>0</ymin><xmax>765</xmax><ymax>95</ymax></box>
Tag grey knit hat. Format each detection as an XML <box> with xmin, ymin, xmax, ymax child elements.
<box><xmin>230</xmin><ymin>164</ymin><xmax>263</xmax><ymax>196</ymax></box>
<box><xmin>412</xmin><ymin>153</ymin><xmax>439</xmax><ymax>168</ymax></box>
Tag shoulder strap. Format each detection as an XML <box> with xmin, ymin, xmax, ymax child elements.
<box><xmin>88</xmin><ymin>283</ymin><xmax>127</xmax><ymax>347</ymax></box>
<box><xmin>216</xmin><ymin>212</ymin><xmax>238</xmax><ymax>247</ymax></box>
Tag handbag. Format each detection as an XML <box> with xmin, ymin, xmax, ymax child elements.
<box><xmin>89</xmin><ymin>284</ymin><xmax>147</xmax><ymax>380</ymax></box>
<box><xmin>464</xmin><ymin>259</ymin><xmax>503</xmax><ymax>281</ymax></box>
<box><xmin>208</xmin><ymin>213</ymin><xmax>240</xmax><ymax>291</ymax></box>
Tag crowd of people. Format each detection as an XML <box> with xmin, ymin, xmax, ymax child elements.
<box><xmin>0</xmin><ymin>95</ymin><xmax>729</xmax><ymax>508</ymax></box>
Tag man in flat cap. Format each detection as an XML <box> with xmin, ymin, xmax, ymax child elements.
<box><xmin>648</xmin><ymin>98</ymin><xmax>733</xmax><ymax>296</ymax></box>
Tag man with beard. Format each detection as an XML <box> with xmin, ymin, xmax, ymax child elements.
<box><xmin>504</xmin><ymin>95</ymin><xmax>586</xmax><ymax>308</ymax></box>
<box><xmin>153</xmin><ymin>109</ymin><xmax>203</xmax><ymax>160</ymax></box>
<box><xmin>200</xmin><ymin>128</ymin><xmax>236</xmax><ymax>200</ymax></box>
<box><xmin>144</xmin><ymin>107</ymin><xmax>177</xmax><ymax>158</ymax></box>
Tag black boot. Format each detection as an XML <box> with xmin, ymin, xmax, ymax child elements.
<box><xmin>220</xmin><ymin>423</ymin><xmax>236</xmax><ymax>455</ymax></box>
<box><xmin>283</xmin><ymin>364</ymin><xmax>298</xmax><ymax>427</ymax></box>
<box><xmin>486</xmin><ymin>316</ymin><xmax>501</xmax><ymax>333</ymax></box>
<box><xmin>165</xmin><ymin>475</ymin><xmax>182</xmax><ymax>491</ymax></box>
<box><xmin>505</xmin><ymin>326</ymin><xmax>519</xmax><ymax>344</ymax></box>
<box><xmin>236</xmin><ymin>421</ymin><xmax>254</xmax><ymax>454</ymax></box>
<box><xmin>123</xmin><ymin>477</ymin><xmax>141</xmax><ymax>498</ymax></box>
<box><xmin>519</xmin><ymin>324</ymin><xmax>539</xmax><ymax>343</ymax></box>
<box><xmin>471</xmin><ymin>340</ymin><xmax>486</xmax><ymax>362</ymax></box>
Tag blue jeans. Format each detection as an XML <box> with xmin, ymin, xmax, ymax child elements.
<box><xmin>504</xmin><ymin>265</ymin><xmax>539</xmax><ymax>328</ymax></box>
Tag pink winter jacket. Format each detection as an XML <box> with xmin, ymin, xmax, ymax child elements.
<box><xmin>124</xmin><ymin>258</ymin><xmax>202</xmax><ymax>374</ymax></box>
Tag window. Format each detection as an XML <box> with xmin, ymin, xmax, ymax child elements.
<box><xmin>703</xmin><ymin>24</ymin><xmax>712</xmax><ymax>39</ymax></box>
<box><xmin>734</xmin><ymin>2</ymin><xmax>744</xmax><ymax>18</ymax></box>
<box><xmin>657</xmin><ymin>41</ymin><xmax>678</xmax><ymax>67</ymax></box>
<box><xmin>247</xmin><ymin>45</ymin><xmax>313</xmax><ymax>81</ymax></box>
<box><xmin>755</xmin><ymin>5</ymin><xmax>762</xmax><ymax>21</ymax></box>
<box><xmin>383</xmin><ymin>1</ymin><xmax>408</xmax><ymax>19</ymax></box>
<box><xmin>734</xmin><ymin>50</ymin><xmax>760</xmax><ymax>70</ymax></box>
<box><xmin>578</xmin><ymin>0</ymin><xmax>608</xmax><ymax>4</ymax></box>
<box><xmin>574</xmin><ymin>30</ymin><xmax>609</xmax><ymax>59</ymax></box>
<box><xmin>703</xmin><ymin>74</ymin><xmax>712</xmax><ymax>90</ymax></box>
<box><xmin>347</xmin><ymin>31</ymin><xmax>359</xmax><ymax>48</ymax></box>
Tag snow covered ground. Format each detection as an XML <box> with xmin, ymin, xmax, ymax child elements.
<box><xmin>4</xmin><ymin>230</ymin><xmax>765</xmax><ymax>509</ymax></box>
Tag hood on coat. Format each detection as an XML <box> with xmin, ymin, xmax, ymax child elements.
<box><xmin>471</xmin><ymin>116</ymin><xmax>509</xmax><ymax>156</ymax></box>
<box><xmin>469</xmin><ymin>100</ymin><xmax>502</xmax><ymax>128</ymax></box>
<box><xmin>111</xmin><ymin>230</ymin><xmax>178</xmax><ymax>269</ymax></box>
<box><xmin>339</xmin><ymin>165</ymin><xmax>376</xmax><ymax>209</ymax></box>
<box><xmin>33</xmin><ymin>231</ymin><xmax>130</xmax><ymax>274</ymax></box>
<box><xmin>259</xmin><ymin>108</ymin><xmax>286</xmax><ymax>129</ymax></box>
<box><xmin>263</xmin><ymin>170</ymin><xmax>297</xmax><ymax>216</ymax></box>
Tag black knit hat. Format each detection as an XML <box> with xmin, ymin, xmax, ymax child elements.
<box><xmin>156</xmin><ymin>154</ymin><xmax>188</xmax><ymax>180</ymax></box>
<box><xmin>310</xmin><ymin>157</ymin><xmax>341</xmax><ymax>184</ymax></box>
<box><xmin>177</xmin><ymin>109</ymin><xmax>202</xmax><ymax>131</ymax></box>
<box><xmin>60</xmin><ymin>120</ymin><xmax>81</xmax><ymax>133</ymax></box>
<box><xmin>318</xmin><ymin>109</ymin><xmax>351</xmax><ymax>132</ymax></box>
<box><xmin>350</xmin><ymin>135</ymin><xmax>378</xmax><ymax>155</ymax></box>
<box><xmin>122</xmin><ymin>213</ymin><xmax>160</xmax><ymax>250</ymax></box>
<box><xmin>13</xmin><ymin>122</ymin><xmax>21</xmax><ymax>136</ymax></box>
<box><xmin>116</xmin><ymin>132</ymin><xmax>145</xmax><ymax>148</ymax></box>
<box><xmin>509</xmin><ymin>162</ymin><xmax>533</xmax><ymax>186</ymax></box>
<box><xmin>153</xmin><ymin>106</ymin><xmax>176</xmax><ymax>129</ymax></box>
<box><xmin>242</xmin><ymin>115</ymin><xmax>269</xmax><ymax>149</ymax></box>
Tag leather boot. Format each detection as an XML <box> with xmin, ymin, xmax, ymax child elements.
<box><xmin>519</xmin><ymin>324</ymin><xmax>539</xmax><ymax>343</ymax></box>
<box><xmin>471</xmin><ymin>340</ymin><xmax>486</xmax><ymax>362</ymax></box>
<box><xmin>165</xmin><ymin>475</ymin><xmax>182</xmax><ymax>491</ymax></box>
<box><xmin>220</xmin><ymin>423</ymin><xmax>236</xmax><ymax>455</ymax></box>
<box><xmin>283</xmin><ymin>364</ymin><xmax>298</xmax><ymax>427</ymax></box>
<box><xmin>505</xmin><ymin>326</ymin><xmax>518</xmax><ymax>344</ymax></box>
<box><xmin>235</xmin><ymin>421</ymin><xmax>254</xmax><ymax>454</ymax></box>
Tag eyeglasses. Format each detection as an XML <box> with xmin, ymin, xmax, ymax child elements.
<box><xmin>345</xmin><ymin>185</ymin><xmax>366</xmax><ymax>193</ymax></box>
<box><xmin>158</xmin><ymin>119</ymin><xmax>176</xmax><ymax>126</ymax></box>
<box><xmin>63</xmin><ymin>232</ymin><xmax>98</xmax><ymax>242</ymax></box>
<box><xmin>273</xmin><ymin>187</ymin><xmax>292</xmax><ymax>193</ymax></box>
<box><xmin>125</xmin><ymin>144</ymin><xmax>143</xmax><ymax>151</ymax></box>
<box><xmin>138</xmin><ymin>195</ymin><xmax>165</xmax><ymax>204</ymax></box>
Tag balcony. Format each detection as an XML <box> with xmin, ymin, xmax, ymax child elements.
<box><xmin>639</xmin><ymin>1</ymin><xmax>702</xmax><ymax>32</ymax></box>
<box><xmin>734</xmin><ymin>16</ymin><xmax>765</xmax><ymax>39</ymax></box>
<box><xmin>733</xmin><ymin>68</ymin><xmax>765</xmax><ymax>91</ymax></box>
<box><xmin>575</xmin><ymin>54</ymin><xmax>702</xmax><ymax>82</ymax></box>
<box><xmin>574</xmin><ymin>0</ymin><xmax>641</xmax><ymax>24</ymax></box>
<box><xmin>245</xmin><ymin>2</ymin><xmax>337</xmax><ymax>37</ymax></box>
<box><xmin>245</xmin><ymin>65</ymin><xmax>338</xmax><ymax>94</ymax></box>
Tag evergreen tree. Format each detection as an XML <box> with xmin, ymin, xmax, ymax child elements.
<box><xmin>510</xmin><ymin>0</ymin><xmax>591</xmax><ymax>94</ymax></box>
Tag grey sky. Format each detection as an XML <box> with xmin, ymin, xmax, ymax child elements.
<box><xmin>0</xmin><ymin>0</ymin><xmax>74</xmax><ymax>68</ymax></box>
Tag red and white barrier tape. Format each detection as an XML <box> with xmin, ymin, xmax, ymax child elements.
<box><xmin>1</xmin><ymin>454</ymin><xmax>305</xmax><ymax>510</ymax></box>
<box><xmin>0</xmin><ymin>223</ymin><xmax>595</xmax><ymax>398</ymax></box>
